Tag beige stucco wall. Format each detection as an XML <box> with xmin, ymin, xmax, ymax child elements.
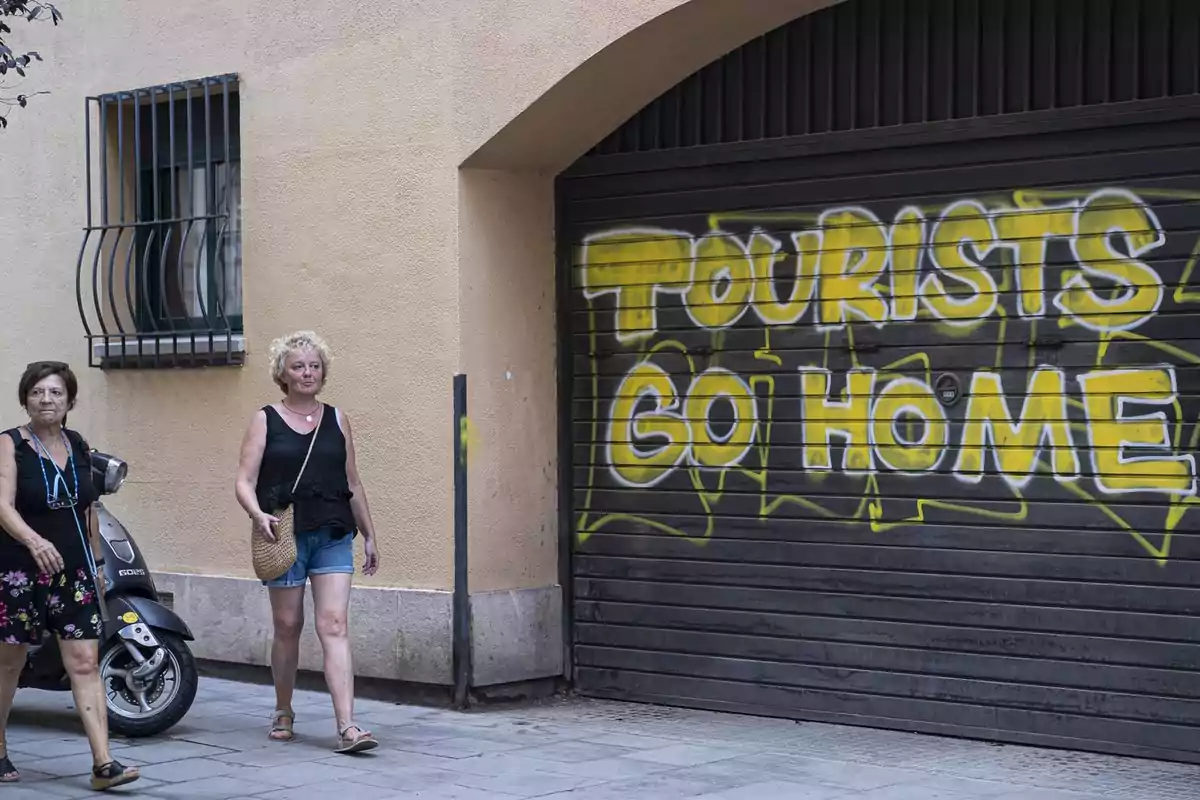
<box><xmin>0</xmin><ymin>0</ymin><xmax>839</xmax><ymax>601</ymax></box>
<box><xmin>456</xmin><ymin>0</ymin><xmax>841</xmax><ymax>593</ymax></box>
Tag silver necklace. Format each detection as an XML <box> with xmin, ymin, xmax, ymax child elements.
<box><xmin>282</xmin><ymin>401</ymin><xmax>319</xmax><ymax>423</ymax></box>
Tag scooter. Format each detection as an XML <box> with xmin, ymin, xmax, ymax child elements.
<box><xmin>18</xmin><ymin>449</ymin><xmax>199</xmax><ymax>737</ymax></box>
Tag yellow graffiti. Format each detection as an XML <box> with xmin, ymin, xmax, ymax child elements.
<box><xmin>611</xmin><ymin>361</ymin><xmax>1188</xmax><ymax>497</ymax></box>
<box><xmin>607</xmin><ymin>362</ymin><xmax>689</xmax><ymax>487</ymax></box>
<box><xmin>577</xmin><ymin>185</ymin><xmax>1200</xmax><ymax>564</ymax></box>
<box><xmin>799</xmin><ymin>369</ymin><xmax>876</xmax><ymax>472</ymax></box>
<box><xmin>580</xmin><ymin>191</ymin><xmax>1181</xmax><ymax>336</ymax></box>
<box><xmin>750</xmin><ymin>231</ymin><xmax>817</xmax><ymax>325</ymax></box>
<box><xmin>816</xmin><ymin>208</ymin><xmax>889</xmax><ymax>327</ymax></box>
<box><xmin>684</xmin><ymin>369</ymin><xmax>758</xmax><ymax>468</ymax></box>
<box><xmin>921</xmin><ymin>200</ymin><xmax>999</xmax><ymax>324</ymax></box>
<box><xmin>871</xmin><ymin>378</ymin><xmax>948</xmax><ymax>473</ymax></box>
<box><xmin>458</xmin><ymin>415</ymin><xmax>478</xmax><ymax>467</ymax></box>
<box><xmin>994</xmin><ymin>201</ymin><xmax>1075</xmax><ymax>317</ymax></box>
<box><xmin>686</xmin><ymin>234</ymin><xmax>752</xmax><ymax>329</ymax></box>
<box><xmin>889</xmin><ymin>207</ymin><xmax>925</xmax><ymax>322</ymax></box>
<box><xmin>1174</xmin><ymin>235</ymin><xmax>1200</xmax><ymax>304</ymax></box>
<box><xmin>1055</xmin><ymin>189</ymin><xmax>1165</xmax><ymax>331</ymax></box>
<box><xmin>954</xmin><ymin>368</ymin><xmax>1079</xmax><ymax>487</ymax></box>
<box><xmin>1079</xmin><ymin>368</ymin><xmax>1197</xmax><ymax>497</ymax></box>
<box><xmin>581</xmin><ymin>230</ymin><xmax>691</xmax><ymax>343</ymax></box>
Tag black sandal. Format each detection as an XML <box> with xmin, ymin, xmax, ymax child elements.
<box><xmin>0</xmin><ymin>753</ymin><xmax>18</xmax><ymax>783</ymax></box>
<box><xmin>90</xmin><ymin>760</ymin><xmax>140</xmax><ymax>792</ymax></box>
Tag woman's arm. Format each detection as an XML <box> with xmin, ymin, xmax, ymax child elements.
<box><xmin>235</xmin><ymin>410</ymin><xmax>278</xmax><ymax>540</ymax></box>
<box><xmin>341</xmin><ymin>410</ymin><xmax>379</xmax><ymax>575</ymax></box>
<box><xmin>0</xmin><ymin>433</ymin><xmax>64</xmax><ymax>573</ymax></box>
<box><xmin>88</xmin><ymin>504</ymin><xmax>102</xmax><ymax>562</ymax></box>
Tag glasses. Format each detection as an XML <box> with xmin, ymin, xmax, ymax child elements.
<box><xmin>44</xmin><ymin>458</ymin><xmax>79</xmax><ymax>510</ymax></box>
<box><xmin>46</xmin><ymin>492</ymin><xmax>79</xmax><ymax>511</ymax></box>
<box><xmin>27</xmin><ymin>430</ymin><xmax>79</xmax><ymax>511</ymax></box>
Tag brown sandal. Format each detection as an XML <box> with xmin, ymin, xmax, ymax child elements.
<box><xmin>269</xmin><ymin>709</ymin><xmax>295</xmax><ymax>741</ymax></box>
<box><xmin>335</xmin><ymin>724</ymin><xmax>378</xmax><ymax>754</ymax></box>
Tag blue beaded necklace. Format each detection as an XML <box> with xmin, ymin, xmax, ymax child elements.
<box><xmin>24</xmin><ymin>426</ymin><xmax>99</xmax><ymax>589</ymax></box>
<box><xmin>25</xmin><ymin>426</ymin><xmax>79</xmax><ymax>510</ymax></box>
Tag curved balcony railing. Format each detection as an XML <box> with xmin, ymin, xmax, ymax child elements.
<box><xmin>75</xmin><ymin>73</ymin><xmax>243</xmax><ymax>369</ymax></box>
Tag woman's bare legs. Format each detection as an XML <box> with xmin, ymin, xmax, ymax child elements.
<box><xmin>268</xmin><ymin>586</ymin><xmax>306</xmax><ymax>729</ymax></box>
<box><xmin>60</xmin><ymin>638</ymin><xmax>140</xmax><ymax>788</ymax></box>
<box><xmin>0</xmin><ymin>643</ymin><xmax>27</xmax><ymax>781</ymax></box>
<box><xmin>310</xmin><ymin>572</ymin><xmax>356</xmax><ymax>736</ymax></box>
<box><xmin>59</xmin><ymin>639</ymin><xmax>115</xmax><ymax>766</ymax></box>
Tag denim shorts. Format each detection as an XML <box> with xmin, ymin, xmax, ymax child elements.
<box><xmin>263</xmin><ymin>527</ymin><xmax>354</xmax><ymax>588</ymax></box>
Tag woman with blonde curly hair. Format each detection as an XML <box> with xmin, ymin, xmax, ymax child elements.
<box><xmin>234</xmin><ymin>331</ymin><xmax>380</xmax><ymax>753</ymax></box>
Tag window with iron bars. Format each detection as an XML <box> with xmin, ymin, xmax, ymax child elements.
<box><xmin>76</xmin><ymin>74</ymin><xmax>243</xmax><ymax>368</ymax></box>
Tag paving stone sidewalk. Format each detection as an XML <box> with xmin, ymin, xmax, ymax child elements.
<box><xmin>3</xmin><ymin>677</ymin><xmax>1198</xmax><ymax>799</ymax></box>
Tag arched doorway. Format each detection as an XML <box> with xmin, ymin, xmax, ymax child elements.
<box><xmin>559</xmin><ymin>0</ymin><xmax>1200</xmax><ymax>763</ymax></box>
<box><xmin>454</xmin><ymin>0</ymin><xmax>843</xmax><ymax>690</ymax></box>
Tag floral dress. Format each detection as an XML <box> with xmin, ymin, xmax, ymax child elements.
<box><xmin>0</xmin><ymin>428</ymin><xmax>102</xmax><ymax>645</ymax></box>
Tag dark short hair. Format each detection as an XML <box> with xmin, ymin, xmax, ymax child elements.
<box><xmin>18</xmin><ymin>361</ymin><xmax>78</xmax><ymax>411</ymax></box>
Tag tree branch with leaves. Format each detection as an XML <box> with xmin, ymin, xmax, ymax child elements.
<box><xmin>0</xmin><ymin>1</ymin><xmax>61</xmax><ymax>129</ymax></box>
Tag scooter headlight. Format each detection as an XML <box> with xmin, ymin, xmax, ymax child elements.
<box><xmin>91</xmin><ymin>451</ymin><xmax>129</xmax><ymax>495</ymax></box>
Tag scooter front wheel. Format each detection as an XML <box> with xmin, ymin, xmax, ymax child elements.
<box><xmin>100</xmin><ymin>630</ymin><xmax>199</xmax><ymax>738</ymax></box>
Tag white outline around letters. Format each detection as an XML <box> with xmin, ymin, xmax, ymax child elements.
<box><xmin>581</xmin><ymin>227</ymin><xmax>695</xmax><ymax>343</ymax></box>
<box><xmin>814</xmin><ymin>207</ymin><xmax>891</xmax><ymax>332</ymax></box>
<box><xmin>684</xmin><ymin>367</ymin><xmax>759</xmax><ymax>469</ymax></box>
<box><xmin>798</xmin><ymin>366</ymin><xmax>877</xmax><ymax>474</ymax></box>
<box><xmin>950</xmin><ymin>366</ymin><xmax>1081</xmax><ymax>489</ymax></box>
<box><xmin>1052</xmin><ymin>188</ymin><xmax>1166</xmax><ymax>333</ymax></box>
<box><xmin>919</xmin><ymin>199</ymin><xmax>1000</xmax><ymax>327</ymax></box>
<box><xmin>605</xmin><ymin>362</ymin><xmax>690</xmax><ymax>488</ymax></box>
<box><xmin>868</xmin><ymin>376</ymin><xmax>950</xmax><ymax>475</ymax></box>
<box><xmin>1078</xmin><ymin>366</ymin><xmax>1197</xmax><ymax>498</ymax></box>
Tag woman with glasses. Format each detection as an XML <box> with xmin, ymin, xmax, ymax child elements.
<box><xmin>0</xmin><ymin>361</ymin><xmax>140</xmax><ymax>791</ymax></box>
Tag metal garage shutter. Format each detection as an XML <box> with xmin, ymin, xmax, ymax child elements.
<box><xmin>561</xmin><ymin>98</ymin><xmax>1200</xmax><ymax>760</ymax></box>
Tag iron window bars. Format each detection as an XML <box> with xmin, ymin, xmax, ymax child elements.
<box><xmin>75</xmin><ymin>73</ymin><xmax>243</xmax><ymax>369</ymax></box>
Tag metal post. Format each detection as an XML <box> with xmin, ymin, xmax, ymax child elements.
<box><xmin>452</xmin><ymin>374</ymin><xmax>471</xmax><ymax>709</ymax></box>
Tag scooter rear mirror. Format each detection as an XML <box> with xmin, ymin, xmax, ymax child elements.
<box><xmin>91</xmin><ymin>451</ymin><xmax>128</xmax><ymax>495</ymax></box>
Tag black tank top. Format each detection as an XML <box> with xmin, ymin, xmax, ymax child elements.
<box><xmin>254</xmin><ymin>405</ymin><xmax>356</xmax><ymax>538</ymax></box>
<box><xmin>0</xmin><ymin>427</ymin><xmax>98</xmax><ymax>570</ymax></box>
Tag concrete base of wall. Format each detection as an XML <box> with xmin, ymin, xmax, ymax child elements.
<box><xmin>153</xmin><ymin>573</ymin><xmax>563</xmax><ymax>688</ymax></box>
<box><xmin>470</xmin><ymin>585</ymin><xmax>564</xmax><ymax>686</ymax></box>
<box><xmin>195</xmin><ymin>659</ymin><xmax>567</xmax><ymax>709</ymax></box>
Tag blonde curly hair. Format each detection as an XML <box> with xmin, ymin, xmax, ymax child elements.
<box><xmin>268</xmin><ymin>330</ymin><xmax>333</xmax><ymax>392</ymax></box>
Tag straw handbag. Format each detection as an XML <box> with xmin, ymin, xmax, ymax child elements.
<box><xmin>252</xmin><ymin>405</ymin><xmax>323</xmax><ymax>581</ymax></box>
